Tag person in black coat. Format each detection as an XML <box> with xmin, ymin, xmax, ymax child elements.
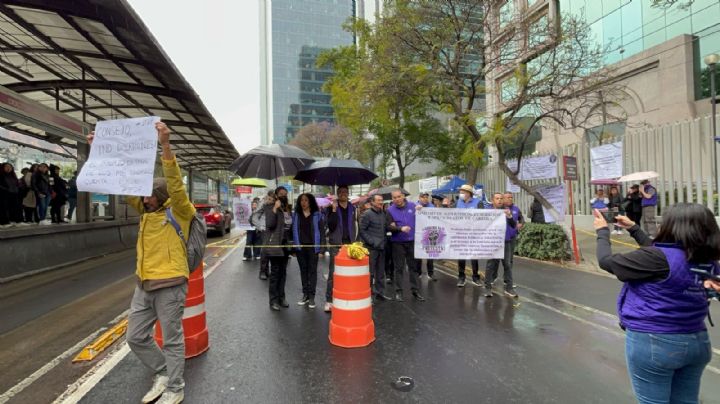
<box><xmin>529</xmin><ymin>197</ymin><xmax>545</xmax><ymax>224</ymax></box>
<box><xmin>49</xmin><ymin>165</ymin><xmax>68</xmax><ymax>224</ymax></box>
<box><xmin>265</xmin><ymin>186</ymin><xmax>293</xmax><ymax>311</ymax></box>
<box><xmin>624</xmin><ymin>184</ymin><xmax>643</xmax><ymax>226</ymax></box>
<box><xmin>32</xmin><ymin>163</ymin><xmax>51</xmax><ymax>221</ymax></box>
<box><xmin>0</xmin><ymin>162</ymin><xmax>23</xmax><ymax>227</ymax></box>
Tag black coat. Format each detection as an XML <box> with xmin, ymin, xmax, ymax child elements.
<box><xmin>359</xmin><ymin>207</ymin><xmax>391</xmax><ymax>250</ymax></box>
<box><xmin>51</xmin><ymin>174</ymin><xmax>68</xmax><ymax>204</ymax></box>
<box><xmin>624</xmin><ymin>192</ymin><xmax>642</xmax><ymax>213</ymax></box>
<box><xmin>529</xmin><ymin>200</ymin><xmax>545</xmax><ymax>224</ymax></box>
<box><xmin>32</xmin><ymin>171</ymin><xmax>50</xmax><ymax>196</ymax></box>
<box><xmin>263</xmin><ymin>204</ymin><xmax>292</xmax><ymax>257</ymax></box>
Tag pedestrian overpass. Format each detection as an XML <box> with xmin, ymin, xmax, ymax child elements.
<box><xmin>0</xmin><ymin>0</ymin><xmax>239</xmax><ymax>281</ymax></box>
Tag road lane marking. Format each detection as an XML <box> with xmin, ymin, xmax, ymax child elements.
<box><xmin>0</xmin><ymin>328</ymin><xmax>106</xmax><ymax>404</ymax></box>
<box><xmin>577</xmin><ymin>228</ymin><xmax>639</xmax><ymax>249</ymax></box>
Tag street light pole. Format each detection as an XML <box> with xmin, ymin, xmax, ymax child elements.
<box><xmin>704</xmin><ymin>53</ymin><xmax>719</xmax><ymax>213</ymax></box>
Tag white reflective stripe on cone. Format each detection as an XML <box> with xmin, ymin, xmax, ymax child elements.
<box><xmin>332</xmin><ymin>297</ymin><xmax>372</xmax><ymax>311</ymax></box>
<box><xmin>334</xmin><ymin>265</ymin><xmax>369</xmax><ymax>277</ymax></box>
<box><xmin>182</xmin><ymin>303</ymin><xmax>205</xmax><ymax>319</ymax></box>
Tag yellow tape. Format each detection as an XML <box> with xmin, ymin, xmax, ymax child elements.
<box><xmin>73</xmin><ymin>319</ymin><xmax>128</xmax><ymax>362</ymax></box>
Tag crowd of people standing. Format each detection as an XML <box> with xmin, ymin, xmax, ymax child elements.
<box><xmin>0</xmin><ymin>161</ymin><xmax>77</xmax><ymax>228</ymax></box>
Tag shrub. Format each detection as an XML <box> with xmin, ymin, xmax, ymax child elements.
<box><xmin>515</xmin><ymin>223</ymin><xmax>571</xmax><ymax>261</ymax></box>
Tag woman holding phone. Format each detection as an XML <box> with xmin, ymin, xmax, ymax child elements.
<box><xmin>593</xmin><ymin>204</ymin><xmax>720</xmax><ymax>403</ymax></box>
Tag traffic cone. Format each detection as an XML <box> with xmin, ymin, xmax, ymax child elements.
<box><xmin>329</xmin><ymin>246</ymin><xmax>375</xmax><ymax>348</ymax></box>
<box><xmin>154</xmin><ymin>262</ymin><xmax>209</xmax><ymax>358</ymax></box>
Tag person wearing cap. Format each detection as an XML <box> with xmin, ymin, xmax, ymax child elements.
<box><xmin>639</xmin><ymin>179</ymin><xmax>658</xmax><ymax>237</ymax></box>
<box><xmin>87</xmin><ymin>122</ymin><xmax>194</xmax><ymax>404</ymax></box>
<box><xmin>431</xmin><ymin>194</ymin><xmax>443</xmax><ymax>208</ymax></box>
<box><xmin>455</xmin><ymin>184</ymin><xmax>483</xmax><ymax>287</ymax></box>
<box><xmin>415</xmin><ymin>192</ymin><xmax>436</xmax><ymax>281</ymax></box>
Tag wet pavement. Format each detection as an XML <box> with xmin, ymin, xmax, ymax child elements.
<box><xmin>77</xmin><ymin>249</ymin><xmax>720</xmax><ymax>403</ymax></box>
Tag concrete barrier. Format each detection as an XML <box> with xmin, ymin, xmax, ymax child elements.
<box><xmin>0</xmin><ymin>219</ymin><xmax>139</xmax><ymax>282</ymax></box>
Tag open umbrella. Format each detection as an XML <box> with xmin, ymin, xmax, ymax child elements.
<box><xmin>618</xmin><ymin>171</ymin><xmax>659</xmax><ymax>183</ymax></box>
<box><xmin>229</xmin><ymin>144</ymin><xmax>314</xmax><ymax>180</ymax></box>
<box><xmin>315</xmin><ymin>197</ymin><xmax>333</xmax><ymax>208</ymax></box>
<box><xmin>231</xmin><ymin>178</ymin><xmax>267</xmax><ymax>187</ymax></box>
<box><xmin>294</xmin><ymin>158</ymin><xmax>377</xmax><ymax>186</ymax></box>
<box><xmin>590</xmin><ymin>179</ymin><xmax>619</xmax><ymax>185</ymax></box>
<box><xmin>369</xmin><ymin>186</ymin><xmax>409</xmax><ymax>200</ymax></box>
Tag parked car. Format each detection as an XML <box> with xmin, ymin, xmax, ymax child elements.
<box><xmin>194</xmin><ymin>204</ymin><xmax>233</xmax><ymax>236</ymax></box>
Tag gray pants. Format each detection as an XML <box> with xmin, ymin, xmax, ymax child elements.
<box><xmin>641</xmin><ymin>205</ymin><xmax>657</xmax><ymax>237</ymax></box>
<box><xmin>485</xmin><ymin>239</ymin><xmax>516</xmax><ymax>289</ymax></box>
<box><xmin>127</xmin><ymin>283</ymin><xmax>187</xmax><ymax>392</ymax></box>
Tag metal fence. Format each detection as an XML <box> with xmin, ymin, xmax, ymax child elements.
<box><xmin>476</xmin><ymin>114</ymin><xmax>719</xmax><ymax>217</ymax></box>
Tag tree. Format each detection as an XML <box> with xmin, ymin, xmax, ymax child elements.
<box><xmin>288</xmin><ymin>121</ymin><xmax>368</xmax><ymax>163</ymax></box>
<box><xmin>318</xmin><ymin>20</ymin><xmax>450</xmax><ymax>188</ymax></box>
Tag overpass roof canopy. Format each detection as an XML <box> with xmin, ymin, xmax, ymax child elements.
<box><xmin>0</xmin><ymin>0</ymin><xmax>238</xmax><ymax>171</ymax></box>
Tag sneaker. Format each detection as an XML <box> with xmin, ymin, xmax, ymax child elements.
<box><xmin>471</xmin><ymin>277</ymin><xmax>482</xmax><ymax>287</ymax></box>
<box><xmin>428</xmin><ymin>274</ymin><xmax>437</xmax><ymax>282</ymax></box>
<box><xmin>324</xmin><ymin>302</ymin><xmax>332</xmax><ymax>312</ymax></box>
<box><xmin>504</xmin><ymin>287</ymin><xmax>519</xmax><ymax>298</ymax></box>
<box><xmin>308</xmin><ymin>298</ymin><xmax>316</xmax><ymax>309</ymax></box>
<box><xmin>386</xmin><ymin>278</ymin><xmax>393</xmax><ymax>284</ymax></box>
<box><xmin>243</xmin><ymin>257</ymin><xmax>250</xmax><ymax>261</ymax></box>
<box><xmin>259</xmin><ymin>272</ymin><xmax>268</xmax><ymax>280</ymax></box>
<box><xmin>17</xmin><ymin>222</ymin><xmax>31</xmax><ymax>226</ymax></box>
<box><xmin>323</xmin><ymin>272</ymin><xmax>329</xmax><ymax>281</ymax></box>
<box><xmin>270</xmin><ymin>303</ymin><xmax>281</xmax><ymax>311</ymax></box>
<box><xmin>457</xmin><ymin>278</ymin><xmax>466</xmax><ymax>287</ymax></box>
<box><xmin>255</xmin><ymin>256</ymin><xmax>261</xmax><ymax>260</ymax></box>
<box><xmin>156</xmin><ymin>389</ymin><xmax>184</xmax><ymax>404</ymax></box>
<box><xmin>412</xmin><ymin>290</ymin><xmax>425</xmax><ymax>301</ymax></box>
<box><xmin>141</xmin><ymin>374</ymin><xmax>168</xmax><ymax>403</ymax></box>
<box><xmin>394</xmin><ymin>291</ymin><xmax>404</xmax><ymax>302</ymax></box>
<box><xmin>279</xmin><ymin>298</ymin><xmax>290</xmax><ymax>308</ymax></box>
<box><xmin>297</xmin><ymin>295</ymin><xmax>309</xmax><ymax>306</ymax></box>
<box><xmin>484</xmin><ymin>286</ymin><xmax>493</xmax><ymax>297</ymax></box>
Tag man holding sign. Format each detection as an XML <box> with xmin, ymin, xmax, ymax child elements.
<box><xmin>484</xmin><ymin>193</ymin><xmax>519</xmax><ymax>298</ymax></box>
<box><xmin>86</xmin><ymin>121</ymin><xmax>194</xmax><ymax>404</ymax></box>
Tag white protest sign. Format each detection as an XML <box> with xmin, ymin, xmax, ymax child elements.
<box><xmin>590</xmin><ymin>141</ymin><xmax>623</xmax><ymax>180</ymax></box>
<box><xmin>419</xmin><ymin>176</ymin><xmax>438</xmax><ymax>193</ymax></box>
<box><xmin>233</xmin><ymin>197</ymin><xmax>253</xmax><ymax>230</ymax></box>
<box><xmin>77</xmin><ymin>116</ymin><xmax>160</xmax><ymax>196</ymax></box>
<box><xmin>414</xmin><ymin>208</ymin><xmax>507</xmax><ymax>260</ymax></box>
<box><xmin>506</xmin><ymin>177</ymin><xmax>521</xmax><ymax>193</ymax></box>
<box><xmin>537</xmin><ymin>184</ymin><xmax>566</xmax><ymax>223</ymax></box>
<box><xmin>507</xmin><ymin>155</ymin><xmax>558</xmax><ymax>181</ymax></box>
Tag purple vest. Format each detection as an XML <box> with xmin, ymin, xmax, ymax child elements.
<box><xmin>506</xmin><ymin>205</ymin><xmax>521</xmax><ymax>241</ymax></box>
<box><xmin>642</xmin><ymin>185</ymin><xmax>657</xmax><ymax>207</ymax></box>
<box><xmin>388</xmin><ymin>201</ymin><xmax>416</xmax><ymax>242</ymax></box>
<box><xmin>618</xmin><ymin>245</ymin><xmax>710</xmax><ymax>333</ymax></box>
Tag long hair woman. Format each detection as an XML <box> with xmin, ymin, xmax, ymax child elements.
<box><xmin>292</xmin><ymin>193</ymin><xmax>324</xmax><ymax>309</ymax></box>
<box><xmin>264</xmin><ymin>187</ymin><xmax>293</xmax><ymax>311</ymax></box>
<box><xmin>594</xmin><ymin>203</ymin><xmax>720</xmax><ymax>403</ymax></box>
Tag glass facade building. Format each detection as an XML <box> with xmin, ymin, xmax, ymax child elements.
<box><xmin>559</xmin><ymin>0</ymin><xmax>720</xmax><ymax>98</ymax></box>
<box><xmin>260</xmin><ymin>0</ymin><xmax>354</xmax><ymax>145</ymax></box>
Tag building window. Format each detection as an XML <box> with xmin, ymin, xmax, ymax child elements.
<box><xmin>528</xmin><ymin>14</ymin><xmax>550</xmax><ymax>48</ymax></box>
<box><xmin>500</xmin><ymin>75</ymin><xmax>519</xmax><ymax>105</ymax></box>
<box><xmin>695</xmin><ymin>24</ymin><xmax>720</xmax><ymax>100</ymax></box>
<box><xmin>499</xmin><ymin>1</ymin><xmax>515</xmax><ymax>29</ymax></box>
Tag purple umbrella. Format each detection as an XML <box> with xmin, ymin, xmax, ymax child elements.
<box><xmin>315</xmin><ymin>197</ymin><xmax>333</xmax><ymax>208</ymax></box>
<box><xmin>294</xmin><ymin>158</ymin><xmax>377</xmax><ymax>186</ymax></box>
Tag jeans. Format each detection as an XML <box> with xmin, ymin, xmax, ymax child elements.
<box><xmin>457</xmin><ymin>260</ymin><xmax>479</xmax><ymax>280</ymax></box>
<box><xmin>67</xmin><ymin>197</ymin><xmax>77</xmax><ymax>220</ymax></box>
<box><xmin>485</xmin><ymin>239</ymin><xmax>516</xmax><ymax>288</ymax></box>
<box><xmin>296</xmin><ymin>248</ymin><xmax>319</xmax><ymax>298</ymax></box>
<box><xmin>392</xmin><ymin>241</ymin><xmax>419</xmax><ymax>292</ymax></box>
<box><xmin>369</xmin><ymin>248</ymin><xmax>386</xmax><ymax>295</ymax></box>
<box><xmin>415</xmin><ymin>259</ymin><xmax>434</xmax><ymax>276</ymax></box>
<box><xmin>625</xmin><ymin>329</ymin><xmax>712</xmax><ymax>404</ymax></box>
<box><xmin>127</xmin><ymin>284</ymin><xmax>187</xmax><ymax>393</ymax></box>
<box><xmin>37</xmin><ymin>192</ymin><xmax>50</xmax><ymax>221</ymax></box>
<box><xmin>244</xmin><ymin>230</ymin><xmax>260</xmax><ymax>258</ymax></box>
<box><xmin>269</xmin><ymin>256</ymin><xmax>288</xmax><ymax>305</ymax></box>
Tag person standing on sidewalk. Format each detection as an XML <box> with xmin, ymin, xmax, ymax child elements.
<box><xmin>387</xmin><ymin>189</ymin><xmax>425</xmax><ymax>302</ymax></box>
<box><xmin>593</xmin><ymin>204</ymin><xmax>720</xmax><ymax>404</ymax></box>
<box><xmin>639</xmin><ymin>179</ymin><xmax>658</xmax><ymax>238</ymax></box>
<box><xmin>324</xmin><ymin>185</ymin><xmax>356</xmax><ymax>312</ymax></box>
<box><xmin>292</xmin><ymin>193</ymin><xmax>324</xmax><ymax>309</ymax></box>
<box><xmin>484</xmin><ymin>192</ymin><xmax>518</xmax><ymax>298</ymax></box>
<box><xmin>456</xmin><ymin>184</ymin><xmax>482</xmax><ymax>287</ymax></box>
<box><xmin>89</xmin><ymin>122</ymin><xmax>193</xmax><ymax>404</ymax></box>
<box><xmin>66</xmin><ymin>171</ymin><xmax>78</xmax><ymax>221</ymax></box>
<box><xmin>607</xmin><ymin>186</ymin><xmax>624</xmax><ymax>234</ymax></box>
<box><xmin>359</xmin><ymin>194</ymin><xmax>393</xmax><ymax>302</ymax></box>
<box><xmin>414</xmin><ymin>192</ymin><xmax>436</xmax><ymax>281</ymax></box>
<box><xmin>32</xmin><ymin>163</ymin><xmax>50</xmax><ymax>223</ymax></box>
<box><xmin>265</xmin><ymin>186</ymin><xmax>293</xmax><ymax>311</ymax></box>
<box><xmin>253</xmin><ymin>191</ymin><xmax>275</xmax><ymax>280</ymax></box>
<box><xmin>244</xmin><ymin>200</ymin><xmax>261</xmax><ymax>261</ymax></box>
<box><xmin>624</xmin><ymin>185</ymin><xmax>643</xmax><ymax>226</ymax></box>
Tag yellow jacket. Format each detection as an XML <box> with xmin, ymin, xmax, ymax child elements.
<box><xmin>127</xmin><ymin>157</ymin><xmax>196</xmax><ymax>281</ymax></box>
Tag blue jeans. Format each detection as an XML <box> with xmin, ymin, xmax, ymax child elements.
<box><xmin>36</xmin><ymin>193</ymin><xmax>50</xmax><ymax>221</ymax></box>
<box><xmin>625</xmin><ymin>329</ymin><xmax>712</xmax><ymax>404</ymax></box>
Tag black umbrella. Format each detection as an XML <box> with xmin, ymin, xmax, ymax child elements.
<box><xmin>229</xmin><ymin>144</ymin><xmax>314</xmax><ymax>180</ymax></box>
<box><xmin>294</xmin><ymin>158</ymin><xmax>378</xmax><ymax>186</ymax></box>
<box><xmin>368</xmin><ymin>186</ymin><xmax>409</xmax><ymax>200</ymax></box>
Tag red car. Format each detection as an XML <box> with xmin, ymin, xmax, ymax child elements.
<box><xmin>194</xmin><ymin>204</ymin><xmax>233</xmax><ymax>236</ymax></box>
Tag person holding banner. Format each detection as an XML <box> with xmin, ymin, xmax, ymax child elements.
<box><xmin>387</xmin><ymin>189</ymin><xmax>425</xmax><ymax>302</ymax></box>
<box><xmin>415</xmin><ymin>192</ymin><xmax>435</xmax><ymax>281</ymax></box>
<box><xmin>456</xmin><ymin>184</ymin><xmax>483</xmax><ymax>287</ymax></box>
<box><xmin>485</xmin><ymin>193</ymin><xmax>519</xmax><ymax>298</ymax></box>
<box><xmin>88</xmin><ymin>122</ymin><xmax>194</xmax><ymax>404</ymax></box>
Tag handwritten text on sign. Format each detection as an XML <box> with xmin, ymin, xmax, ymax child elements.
<box><xmin>77</xmin><ymin>117</ymin><xmax>160</xmax><ymax>196</ymax></box>
<box><xmin>414</xmin><ymin>208</ymin><xmax>507</xmax><ymax>260</ymax></box>
<box><xmin>233</xmin><ymin>197</ymin><xmax>253</xmax><ymax>230</ymax></box>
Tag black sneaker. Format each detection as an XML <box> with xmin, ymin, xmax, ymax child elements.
<box><xmin>428</xmin><ymin>274</ymin><xmax>437</xmax><ymax>282</ymax></box>
<box><xmin>412</xmin><ymin>290</ymin><xmax>425</xmax><ymax>301</ymax></box>
<box><xmin>297</xmin><ymin>295</ymin><xmax>309</xmax><ymax>306</ymax></box>
<box><xmin>394</xmin><ymin>291</ymin><xmax>404</xmax><ymax>302</ymax></box>
<box><xmin>504</xmin><ymin>287</ymin><xmax>519</xmax><ymax>298</ymax></box>
<box><xmin>270</xmin><ymin>303</ymin><xmax>281</xmax><ymax>311</ymax></box>
<box><xmin>279</xmin><ymin>298</ymin><xmax>290</xmax><ymax>308</ymax></box>
<box><xmin>471</xmin><ymin>277</ymin><xmax>482</xmax><ymax>287</ymax></box>
<box><xmin>375</xmin><ymin>293</ymin><xmax>391</xmax><ymax>301</ymax></box>
<box><xmin>457</xmin><ymin>278</ymin><xmax>466</xmax><ymax>288</ymax></box>
<box><xmin>484</xmin><ymin>286</ymin><xmax>493</xmax><ymax>297</ymax></box>
<box><xmin>259</xmin><ymin>272</ymin><xmax>268</xmax><ymax>280</ymax></box>
<box><xmin>386</xmin><ymin>278</ymin><xmax>393</xmax><ymax>284</ymax></box>
<box><xmin>308</xmin><ymin>298</ymin><xmax>316</xmax><ymax>309</ymax></box>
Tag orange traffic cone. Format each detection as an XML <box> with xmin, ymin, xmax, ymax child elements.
<box><xmin>154</xmin><ymin>262</ymin><xmax>209</xmax><ymax>358</ymax></box>
<box><xmin>329</xmin><ymin>246</ymin><xmax>375</xmax><ymax>348</ymax></box>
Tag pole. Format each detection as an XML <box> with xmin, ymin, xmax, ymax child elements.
<box><xmin>568</xmin><ymin>179</ymin><xmax>580</xmax><ymax>265</ymax></box>
<box><xmin>711</xmin><ymin>63</ymin><xmax>718</xmax><ymax>214</ymax></box>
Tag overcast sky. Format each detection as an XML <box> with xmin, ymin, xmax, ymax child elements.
<box><xmin>126</xmin><ymin>0</ymin><xmax>261</xmax><ymax>154</ymax></box>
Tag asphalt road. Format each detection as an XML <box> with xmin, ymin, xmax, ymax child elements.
<box><xmin>0</xmin><ymin>228</ymin><xmax>241</xmax><ymax>404</ymax></box>
<box><xmin>76</xmin><ymin>251</ymin><xmax>720</xmax><ymax>404</ymax></box>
